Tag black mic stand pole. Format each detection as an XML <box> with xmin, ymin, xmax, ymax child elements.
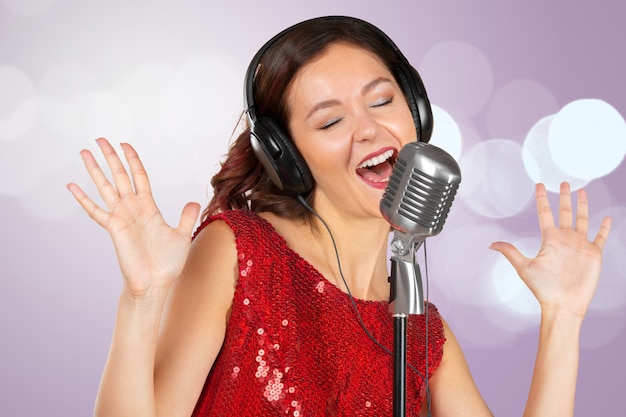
<box><xmin>388</xmin><ymin>230</ymin><xmax>425</xmax><ymax>417</ymax></box>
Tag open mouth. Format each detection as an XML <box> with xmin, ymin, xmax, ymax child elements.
<box><xmin>356</xmin><ymin>149</ymin><xmax>396</xmax><ymax>185</ymax></box>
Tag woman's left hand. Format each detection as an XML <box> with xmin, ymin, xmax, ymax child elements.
<box><xmin>490</xmin><ymin>182</ymin><xmax>612</xmax><ymax>319</ymax></box>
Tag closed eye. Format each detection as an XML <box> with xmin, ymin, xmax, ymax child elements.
<box><xmin>371</xmin><ymin>97</ymin><xmax>393</xmax><ymax>108</ymax></box>
<box><xmin>320</xmin><ymin>117</ymin><xmax>342</xmax><ymax>130</ymax></box>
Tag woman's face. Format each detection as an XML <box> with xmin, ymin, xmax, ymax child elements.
<box><xmin>286</xmin><ymin>42</ymin><xmax>417</xmax><ymax>218</ymax></box>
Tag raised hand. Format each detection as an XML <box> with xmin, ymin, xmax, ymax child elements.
<box><xmin>490</xmin><ymin>182</ymin><xmax>612</xmax><ymax>319</ymax></box>
<box><xmin>67</xmin><ymin>138</ymin><xmax>201</xmax><ymax>300</ymax></box>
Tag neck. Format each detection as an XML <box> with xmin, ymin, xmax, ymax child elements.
<box><xmin>306</xmin><ymin>204</ymin><xmax>392</xmax><ymax>301</ymax></box>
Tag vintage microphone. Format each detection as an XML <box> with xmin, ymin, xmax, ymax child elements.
<box><xmin>380</xmin><ymin>141</ymin><xmax>461</xmax><ymax>417</ymax></box>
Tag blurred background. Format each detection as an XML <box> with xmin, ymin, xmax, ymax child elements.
<box><xmin>1</xmin><ymin>0</ymin><xmax>624</xmax><ymax>415</ymax></box>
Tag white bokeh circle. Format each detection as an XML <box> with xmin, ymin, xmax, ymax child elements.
<box><xmin>490</xmin><ymin>237</ymin><xmax>541</xmax><ymax>318</ymax></box>
<box><xmin>486</xmin><ymin>79</ymin><xmax>559</xmax><ymax>140</ymax></box>
<box><xmin>523</xmin><ymin>115</ymin><xmax>589</xmax><ymax>193</ymax></box>
<box><xmin>427</xmin><ymin>222</ymin><xmax>505</xmax><ymax>307</ymax></box>
<box><xmin>459</xmin><ymin>139</ymin><xmax>535</xmax><ymax>218</ymax></box>
<box><xmin>548</xmin><ymin>99</ymin><xmax>626</xmax><ymax>180</ymax></box>
<box><xmin>429</xmin><ymin>104</ymin><xmax>463</xmax><ymax>161</ymax></box>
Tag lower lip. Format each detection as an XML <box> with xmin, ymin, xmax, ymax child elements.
<box><xmin>358</xmin><ymin>176</ymin><xmax>390</xmax><ymax>190</ymax></box>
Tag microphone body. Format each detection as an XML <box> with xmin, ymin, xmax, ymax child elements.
<box><xmin>381</xmin><ymin>141</ymin><xmax>461</xmax><ymax>417</ymax></box>
<box><xmin>380</xmin><ymin>142</ymin><xmax>461</xmax><ymax>315</ymax></box>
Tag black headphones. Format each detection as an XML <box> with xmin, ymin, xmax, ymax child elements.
<box><xmin>244</xmin><ymin>16</ymin><xmax>433</xmax><ymax>197</ymax></box>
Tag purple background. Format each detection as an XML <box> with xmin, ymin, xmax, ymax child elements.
<box><xmin>1</xmin><ymin>0</ymin><xmax>624</xmax><ymax>415</ymax></box>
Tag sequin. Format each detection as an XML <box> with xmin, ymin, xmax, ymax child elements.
<box><xmin>190</xmin><ymin>210</ymin><xmax>446</xmax><ymax>417</ymax></box>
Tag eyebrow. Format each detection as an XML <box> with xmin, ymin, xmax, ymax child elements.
<box><xmin>305</xmin><ymin>77</ymin><xmax>394</xmax><ymax>120</ymax></box>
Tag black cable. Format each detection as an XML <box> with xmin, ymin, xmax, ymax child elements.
<box><xmin>297</xmin><ymin>196</ymin><xmax>432</xmax><ymax>414</ymax></box>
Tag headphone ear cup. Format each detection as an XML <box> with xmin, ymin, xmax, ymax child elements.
<box><xmin>250</xmin><ymin>116</ymin><xmax>314</xmax><ymax>196</ymax></box>
<box><xmin>394</xmin><ymin>64</ymin><xmax>433</xmax><ymax>143</ymax></box>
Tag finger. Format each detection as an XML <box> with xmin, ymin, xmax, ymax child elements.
<box><xmin>80</xmin><ymin>148</ymin><xmax>123</xmax><ymax>207</ymax></box>
<box><xmin>558</xmin><ymin>182</ymin><xmax>573</xmax><ymax>229</ymax></box>
<box><xmin>120</xmin><ymin>143</ymin><xmax>152</xmax><ymax>195</ymax></box>
<box><xmin>489</xmin><ymin>241</ymin><xmax>529</xmax><ymax>279</ymax></box>
<box><xmin>593</xmin><ymin>216</ymin><xmax>612</xmax><ymax>250</ymax></box>
<box><xmin>575</xmin><ymin>188</ymin><xmax>589</xmax><ymax>234</ymax></box>
<box><xmin>535</xmin><ymin>183</ymin><xmax>555</xmax><ymax>233</ymax></box>
<box><xmin>96</xmin><ymin>138</ymin><xmax>135</xmax><ymax>196</ymax></box>
<box><xmin>66</xmin><ymin>182</ymin><xmax>110</xmax><ymax>227</ymax></box>
<box><xmin>177</xmin><ymin>202</ymin><xmax>202</xmax><ymax>237</ymax></box>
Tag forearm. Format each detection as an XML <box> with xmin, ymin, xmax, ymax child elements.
<box><xmin>94</xmin><ymin>290</ymin><xmax>169</xmax><ymax>417</ymax></box>
<box><xmin>523</xmin><ymin>310</ymin><xmax>583</xmax><ymax>417</ymax></box>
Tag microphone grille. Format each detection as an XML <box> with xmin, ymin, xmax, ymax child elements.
<box><xmin>381</xmin><ymin>142</ymin><xmax>461</xmax><ymax>236</ymax></box>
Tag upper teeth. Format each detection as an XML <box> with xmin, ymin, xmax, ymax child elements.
<box><xmin>357</xmin><ymin>149</ymin><xmax>394</xmax><ymax>169</ymax></box>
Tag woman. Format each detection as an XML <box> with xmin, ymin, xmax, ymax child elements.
<box><xmin>67</xmin><ymin>16</ymin><xmax>612</xmax><ymax>417</ymax></box>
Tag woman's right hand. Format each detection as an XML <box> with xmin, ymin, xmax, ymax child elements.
<box><xmin>67</xmin><ymin>138</ymin><xmax>201</xmax><ymax>300</ymax></box>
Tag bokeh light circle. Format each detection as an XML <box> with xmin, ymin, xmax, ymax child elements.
<box><xmin>430</xmin><ymin>104</ymin><xmax>462</xmax><ymax>161</ymax></box>
<box><xmin>486</xmin><ymin>79</ymin><xmax>559</xmax><ymax>140</ymax></box>
<box><xmin>523</xmin><ymin>115</ymin><xmax>589</xmax><ymax>193</ymax></box>
<box><xmin>490</xmin><ymin>237</ymin><xmax>541</xmax><ymax>317</ymax></box>
<box><xmin>459</xmin><ymin>139</ymin><xmax>535</xmax><ymax>218</ymax></box>
<box><xmin>548</xmin><ymin>99</ymin><xmax>626</xmax><ymax>180</ymax></box>
<box><xmin>420</xmin><ymin>41</ymin><xmax>494</xmax><ymax>120</ymax></box>
<box><xmin>427</xmin><ymin>222</ymin><xmax>504</xmax><ymax>307</ymax></box>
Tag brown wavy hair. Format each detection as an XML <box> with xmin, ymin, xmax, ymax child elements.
<box><xmin>203</xmin><ymin>17</ymin><xmax>408</xmax><ymax>222</ymax></box>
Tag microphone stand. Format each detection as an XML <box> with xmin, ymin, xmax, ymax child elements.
<box><xmin>388</xmin><ymin>230</ymin><xmax>425</xmax><ymax>417</ymax></box>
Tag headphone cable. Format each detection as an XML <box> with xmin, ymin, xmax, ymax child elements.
<box><xmin>297</xmin><ymin>195</ymin><xmax>431</xmax><ymax>415</ymax></box>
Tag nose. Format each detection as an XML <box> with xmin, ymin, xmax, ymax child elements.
<box><xmin>352</xmin><ymin>108</ymin><xmax>381</xmax><ymax>142</ymax></box>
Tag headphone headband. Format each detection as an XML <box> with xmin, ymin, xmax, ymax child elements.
<box><xmin>244</xmin><ymin>16</ymin><xmax>415</xmax><ymax>120</ymax></box>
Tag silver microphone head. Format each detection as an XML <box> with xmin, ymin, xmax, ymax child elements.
<box><xmin>380</xmin><ymin>142</ymin><xmax>462</xmax><ymax>237</ymax></box>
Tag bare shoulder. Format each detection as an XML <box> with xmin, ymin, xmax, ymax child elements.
<box><xmin>180</xmin><ymin>217</ymin><xmax>239</xmax><ymax>308</ymax></box>
<box><xmin>160</xmin><ymin>215</ymin><xmax>239</xmax><ymax>337</ymax></box>
<box><xmin>190</xmin><ymin>217</ymin><xmax>237</xmax><ymax>259</ymax></box>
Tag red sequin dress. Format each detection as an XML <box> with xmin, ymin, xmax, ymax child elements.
<box><xmin>191</xmin><ymin>210</ymin><xmax>446</xmax><ymax>417</ymax></box>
